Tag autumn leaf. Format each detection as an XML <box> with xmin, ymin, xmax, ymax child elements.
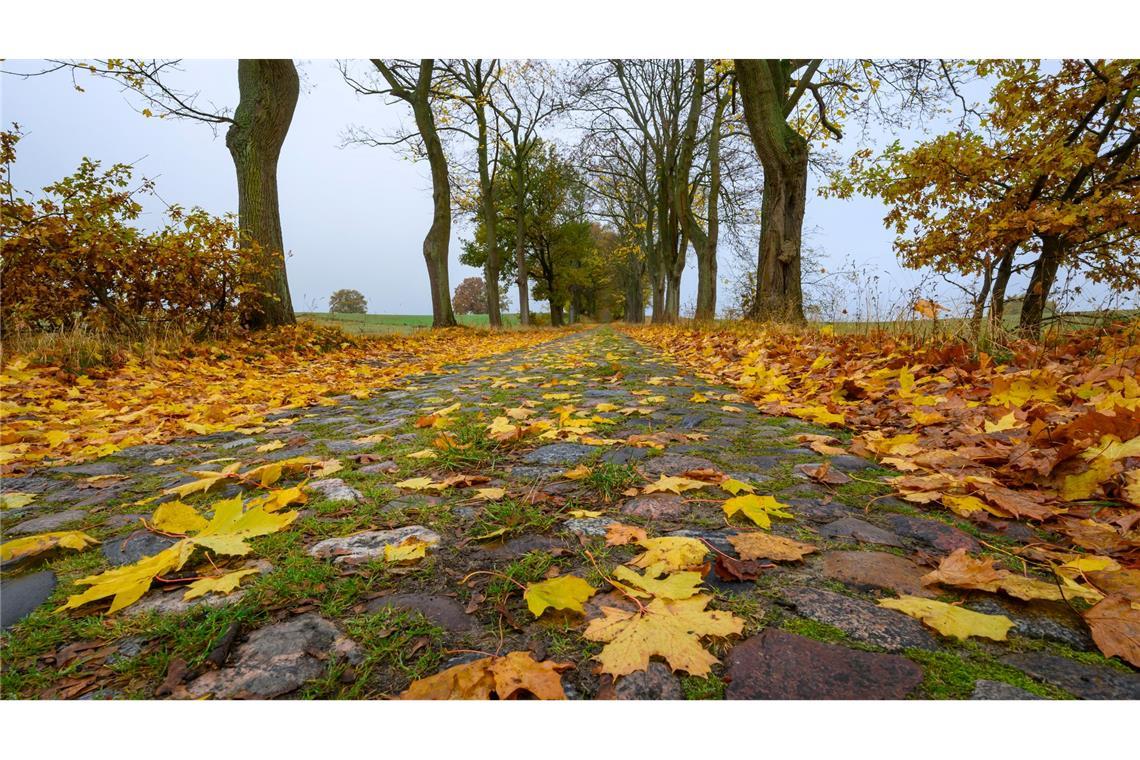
<box><xmin>150</xmin><ymin>501</ymin><xmax>208</xmax><ymax>535</ymax></box>
<box><xmin>400</xmin><ymin>651</ymin><xmax>571</xmax><ymax>700</ymax></box>
<box><xmin>395</xmin><ymin>477</ymin><xmax>437</xmax><ymax>491</ymax></box>
<box><xmin>567</xmin><ymin>508</ymin><xmax>603</xmax><ymax>518</ymax></box>
<box><xmin>720</xmin><ymin>478</ymin><xmax>755</xmax><ymax>495</ymax></box>
<box><xmin>182</xmin><ymin>567</ymin><xmax>261</xmax><ymax>600</ymax></box>
<box><xmin>407</xmin><ymin>448</ymin><xmax>438</xmax><ymax>460</ymax></box>
<box><xmin>524</xmin><ymin>575</ymin><xmax>597</xmax><ymax>617</ymax></box>
<box><xmin>60</xmin><ymin>543</ymin><xmax>193</xmax><ymax>614</ymax></box>
<box><xmin>384</xmin><ymin>537</ymin><xmax>430</xmax><ymax>563</ymax></box>
<box><xmin>1</xmin><ymin>531</ymin><xmax>99</xmax><ymax>563</ymax></box>
<box><xmin>255</xmin><ymin>440</ymin><xmax>285</xmax><ymax>453</ymax></box>
<box><xmin>1083</xmin><ymin>595</ymin><xmax>1140</xmax><ymax>667</ymax></box>
<box><xmin>190</xmin><ymin>497</ymin><xmax>298</xmax><ymax>556</ymax></box>
<box><xmin>473</xmin><ymin>487</ymin><xmax>506</xmax><ymax>501</ymax></box>
<box><xmin>563</xmin><ymin>464</ymin><xmax>592</xmax><ymax>480</ymax></box>
<box><xmin>728</xmin><ymin>532</ymin><xmax>816</xmax><ymax>562</ymax></box>
<box><xmin>605</xmin><ymin>523</ymin><xmax>648</xmax><ymax>546</ymax></box>
<box><xmin>630</xmin><ymin>536</ymin><xmax>708</xmax><ymax>572</ymax></box>
<box><xmin>584</xmin><ymin>595</ymin><xmax>743</xmax><ymax>677</ymax></box>
<box><xmin>610</xmin><ymin>565</ymin><xmax>703</xmax><ymax>600</ymax></box>
<box><xmin>0</xmin><ymin>492</ymin><xmax>36</xmax><ymax>509</ymax></box>
<box><xmin>878</xmin><ymin>596</ymin><xmax>1014</xmax><ymax>641</ymax></box>
<box><xmin>643</xmin><ymin>475</ymin><xmax>708</xmax><ymax>494</ymax></box>
<box><xmin>721</xmin><ymin>494</ymin><xmax>794</xmax><ymax>529</ymax></box>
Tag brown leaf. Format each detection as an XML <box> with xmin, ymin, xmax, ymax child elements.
<box><xmin>1083</xmin><ymin>595</ymin><xmax>1140</xmax><ymax>668</ymax></box>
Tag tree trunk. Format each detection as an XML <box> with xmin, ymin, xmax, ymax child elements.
<box><xmin>475</xmin><ymin>104</ymin><xmax>501</xmax><ymax>327</ymax></box>
<box><xmin>989</xmin><ymin>243</ymin><xmax>1017</xmax><ymax>331</ymax></box>
<box><xmin>625</xmin><ymin>253</ymin><xmax>645</xmax><ymax>323</ymax></box>
<box><xmin>550</xmin><ymin>299</ymin><xmax>564</xmax><ymax>326</ymax></box>
<box><xmin>736</xmin><ymin>59</ymin><xmax>808</xmax><ymax>323</ymax></box>
<box><xmin>1019</xmin><ymin>235</ymin><xmax>1064</xmax><ymax>339</ymax></box>
<box><xmin>410</xmin><ymin>62</ymin><xmax>457</xmax><ymax>328</ymax></box>
<box><xmin>227</xmin><ymin>59</ymin><xmax>299</xmax><ymax>330</ymax></box>
<box><xmin>514</xmin><ymin>206</ymin><xmax>529</xmax><ymax>325</ymax></box>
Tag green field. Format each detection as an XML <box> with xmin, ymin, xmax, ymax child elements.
<box><xmin>299</xmin><ymin>312</ymin><xmax>522</xmax><ymax>334</ymax></box>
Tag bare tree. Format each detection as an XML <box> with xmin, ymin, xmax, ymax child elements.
<box><xmin>341</xmin><ymin>59</ymin><xmax>457</xmax><ymax>327</ymax></box>
<box><xmin>491</xmin><ymin>61</ymin><xmax>565</xmax><ymax>326</ymax></box>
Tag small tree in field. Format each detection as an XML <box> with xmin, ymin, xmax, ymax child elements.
<box><xmin>453</xmin><ymin>276</ymin><xmax>495</xmax><ymax>315</ymax></box>
<box><xmin>329</xmin><ymin>289</ymin><xmax>367</xmax><ymax>314</ymax></box>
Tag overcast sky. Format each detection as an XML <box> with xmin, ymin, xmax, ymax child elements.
<box><xmin>2</xmin><ymin>59</ymin><xmax>1120</xmax><ymax>319</ymax></box>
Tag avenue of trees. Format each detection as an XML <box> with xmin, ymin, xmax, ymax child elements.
<box><xmin>3</xmin><ymin>59</ymin><xmax>1136</xmax><ymax>339</ymax></box>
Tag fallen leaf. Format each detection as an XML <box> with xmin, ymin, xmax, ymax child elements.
<box><xmin>182</xmin><ymin>567</ymin><xmax>261</xmax><ymax>600</ymax></box>
<box><xmin>721</xmin><ymin>494</ymin><xmax>794</xmax><ymax>529</ymax></box>
<box><xmin>524</xmin><ymin>575</ymin><xmax>597</xmax><ymax>617</ymax></box>
<box><xmin>1083</xmin><ymin>595</ymin><xmax>1140</xmax><ymax>667</ymax></box>
<box><xmin>400</xmin><ymin>651</ymin><xmax>571</xmax><ymax>700</ymax></box>
<box><xmin>878</xmin><ymin>596</ymin><xmax>1014</xmax><ymax>640</ymax></box>
<box><xmin>1</xmin><ymin>531</ymin><xmax>99</xmax><ymax>563</ymax></box>
<box><xmin>727</xmin><ymin>532</ymin><xmax>816</xmax><ymax>562</ymax></box>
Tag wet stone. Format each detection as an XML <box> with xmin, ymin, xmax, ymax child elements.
<box><xmin>818</xmin><ymin>517</ymin><xmax>903</xmax><ymax>547</ymax></box>
<box><xmin>884</xmin><ymin>513</ymin><xmax>980</xmax><ymax>553</ymax></box>
<box><xmin>1</xmin><ymin>571</ymin><xmax>56</xmax><ymax>629</ymax></box>
<box><xmin>2</xmin><ymin>476</ymin><xmax>66</xmax><ymax>495</ymax></box>
<box><xmin>564</xmin><ymin>517</ymin><xmax>617</xmax><ymax>537</ymax></box>
<box><xmin>968</xmin><ymin>598</ymin><xmax>1093</xmax><ymax>650</ymax></box>
<box><xmin>678</xmin><ymin>413</ymin><xmax>708</xmax><ymax>430</ymax></box>
<box><xmin>725</xmin><ymin>629</ymin><xmax>923</xmax><ymax>699</ymax></box>
<box><xmin>971</xmin><ymin>680</ymin><xmax>1043</xmax><ymax>700</ymax></box>
<box><xmin>600</xmin><ymin>447</ymin><xmax>648</xmax><ymax>465</ymax></box>
<box><xmin>522</xmin><ymin>443</ymin><xmax>594</xmax><ymax>466</ymax></box>
<box><xmin>786</xmin><ymin>499</ymin><xmax>853</xmax><ymax>524</ymax></box>
<box><xmin>185</xmin><ymin>614</ymin><xmax>362</xmax><ymax>699</ymax></box>
<box><xmin>323</xmin><ymin>440</ymin><xmax>371</xmax><ymax>453</ymax></box>
<box><xmin>54</xmin><ymin>461</ymin><xmax>125</xmax><ymax>477</ymax></box>
<box><xmin>825</xmin><ymin>455</ymin><xmax>878</xmax><ymax>473</ymax></box>
<box><xmin>1001</xmin><ymin>652</ymin><xmax>1140</xmax><ymax>699</ymax></box>
<box><xmin>10</xmin><ymin>509</ymin><xmax>88</xmax><ymax>534</ymax></box>
<box><xmin>104</xmin><ymin>514</ymin><xmax>145</xmax><ymax>532</ymax></box>
<box><xmin>308</xmin><ymin>526</ymin><xmax>441</xmax><ymax>565</ymax></box>
<box><xmin>305</xmin><ymin>478</ymin><xmax>362</xmax><ymax>503</ymax></box>
<box><xmin>102</xmin><ymin>530</ymin><xmax>177</xmax><ymax>567</ymax></box>
<box><xmin>620</xmin><ymin>493</ymin><xmax>687</xmax><ymax>519</ymax></box>
<box><xmin>366</xmin><ymin>593</ymin><xmax>479</xmax><ymax>634</ymax></box>
<box><xmin>778</xmin><ymin>586</ymin><xmax>938</xmax><ymax>651</ymax></box>
<box><xmin>381</xmin><ymin>494</ymin><xmax>444</xmax><ymax>513</ymax></box>
<box><xmin>821</xmin><ymin>550</ymin><xmax>933</xmax><ymax>597</ymax></box>
<box><xmin>124</xmin><ymin>587</ymin><xmax>248</xmax><ymax>617</ymax></box>
<box><xmin>640</xmin><ymin>454</ymin><xmax>717</xmax><ymax>476</ymax></box>
<box><xmin>596</xmin><ymin>662</ymin><xmax>682</xmax><ymax>700</ymax></box>
<box><xmin>218</xmin><ymin>437</ymin><xmax>258</xmax><ymax>451</ymax></box>
<box><xmin>476</xmin><ymin>534</ymin><xmax>564</xmax><ymax>560</ymax></box>
<box><xmin>106</xmin><ymin>636</ymin><xmax>147</xmax><ymax>665</ymax></box>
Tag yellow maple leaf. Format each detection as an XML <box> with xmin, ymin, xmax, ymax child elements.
<box><xmin>255</xmin><ymin>440</ymin><xmax>285</xmax><ymax>453</ymax></box>
<box><xmin>611</xmin><ymin>565</ymin><xmax>703</xmax><ymax>600</ymax></box>
<box><xmin>60</xmin><ymin>542</ymin><xmax>193</xmax><ymax>614</ymax></box>
<box><xmin>406</xmin><ymin>448</ymin><xmax>438</xmax><ymax>460</ymax></box>
<box><xmin>384</xmin><ymin>537</ymin><xmax>430</xmax><ymax>563</ymax></box>
<box><xmin>395</xmin><ymin>477</ymin><xmax>437</xmax><ymax>491</ymax></box>
<box><xmin>584</xmin><ymin>595</ymin><xmax>743</xmax><ymax>677</ymax></box>
<box><xmin>400</xmin><ymin>651</ymin><xmax>571</xmax><ymax>700</ymax></box>
<box><xmin>563</xmin><ymin>464</ymin><xmax>592</xmax><ymax>480</ymax></box>
<box><xmin>984</xmin><ymin>411</ymin><xmax>1021</xmax><ymax>433</ymax></box>
<box><xmin>690</xmin><ymin>392</ymin><xmax>709</xmax><ymax>403</ymax></box>
<box><xmin>473</xmin><ymin>487</ymin><xmax>506</xmax><ymax>501</ymax></box>
<box><xmin>150</xmin><ymin>501</ymin><xmax>208</xmax><ymax>534</ymax></box>
<box><xmin>567</xmin><ymin>508</ymin><xmax>603</xmax><ymax>518</ymax></box>
<box><xmin>878</xmin><ymin>596</ymin><xmax>1013</xmax><ymax>640</ymax></box>
<box><xmin>643</xmin><ymin>475</ymin><xmax>708</xmax><ymax>494</ymax></box>
<box><xmin>631</xmin><ymin>537</ymin><xmax>708</xmax><ymax>572</ymax></box>
<box><xmin>720</xmin><ymin>478</ymin><xmax>755</xmax><ymax>495</ymax></box>
<box><xmin>1</xmin><ymin>530</ymin><xmax>99</xmax><ymax>563</ymax></box>
<box><xmin>0</xmin><ymin>492</ymin><xmax>36</xmax><ymax>509</ymax></box>
<box><xmin>721</xmin><ymin>494</ymin><xmax>793</xmax><ymax>529</ymax></box>
<box><xmin>182</xmin><ymin>567</ymin><xmax>261</xmax><ymax>600</ymax></box>
<box><xmin>524</xmin><ymin>575</ymin><xmax>597</xmax><ymax>617</ymax></box>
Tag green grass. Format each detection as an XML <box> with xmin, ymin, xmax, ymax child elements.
<box><xmin>298</xmin><ymin>312</ymin><xmax>522</xmax><ymax>335</ymax></box>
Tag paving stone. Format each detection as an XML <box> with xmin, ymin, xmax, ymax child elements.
<box><xmin>308</xmin><ymin>526</ymin><xmax>441</xmax><ymax>565</ymax></box>
<box><xmin>725</xmin><ymin>629</ymin><xmax>923</xmax><ymax>699</ymax></box>
<box><xmin>821</xmin><ymin>550</ymin><xmax>933</xmax><ymax>597</ymax></box>
<box><xmin>786</xmin><ymin>499</ymin><xmax>854</xmax><ymax>524</ymax></box>
<box><xmin>620</xmin><ymin>492</ymin><xmax>687</xmax><ymax>519</ymax></box>
<box><xmin>124</xmin><ymin>587</ymin><xmax>249</xmax><ymax>617</ymax></box>
<box><xmin>218</xmin><ymin>437</ymin><xmax>258</xmax><ymax>451</ymax></box>
<box><xmin>1</xmin><ymin>571</ymin><xmax>56</xmax><ymax>629</ymax></box>
<box><xmin>971</xmin><ymin>680</ymin><xmax>1043</xmax><ymax>700</ymax></box>
<box><xmin>884</xmin><ymin>513</ymin><xmax>981</xmax><ymax>553</ymax></box>
<box><xmin>522</xmin><ymin>443</ymin><xmax>594</xmax><ymax>466</ymax></box>
<box><xmin>102</xmin><ymin>530</ymin><xmax>178</xmax><ymax>567</ymax></box>
<box><xmin>779</xmin><ymin>586</ymin><xmax>938</xmax><ymax>651</ymax></box>
<box><xmin>305</xmin><ymin>478</ymin><xmax>362</xmax><ymax>503</ymax></box>
<box><xmin>358</xmin><ymin>460</ymin><xmax>399</xmax><ymax>475</ymax></box>
<box><xmin>185</xmin><ymin>614</ymin><xmax>361</xmax><ymax>699</ymax></box>
<box><xmin>507</xmin><ymin>465</ymin><xmax>562</xmax><ymax>481</ymax></box>
<box><xmin>2</xmin><ymin>476</ymin><xmax>66</xmax><ymax>495</ymax></box>
<box><xmin>667</xmin><ymin>528</ymin><xmax>736</xmax><ymax>554</ymax></box>
<box><xmin>381</xmin><ymin>494</ymin><xmax>444</xmax><ymax>513</ymax></box>
<box><xmin>564</xmin><ymin>517</ymin><xmax>617</xmax><ymax>537</ymax></box>
<box><xmin>825</xmin><ymin>455</ymin><xmax>878</xmax><ymax>473</ymax></box>
<box><xmin>475</xmin><ymin>534</ymin><xmax>564</xmax><ymax>560</ymax></box>
<box><xmin>54</xmin><ymin>461</ymin><xmax>126</xmax><ymax>477</ymax></box>
<box><xmin>1001</xmin><ymin>652</ymin><xmax>1140</xmax><ymax>699</ymax></box>
<box><xmin>601</xmin><ymin>447</ymin><xmax>648</xmax><ymax>465</ymax></box>
<box><xmin>640</xmin><ymin>454</ymin><xmax>717</xmax><ymax>476</ymax></box>
<box><xmin>10</xmin><ymin>509</ymin><xmax>88</xmax><ymax>534</ymax></box>
<box><xmin>104</xmin><ymin>514</ymin><xmax>145</xmax><ymax>532</ymax></box>
<box><xmin>678</xmin><ymin>413</ymin><xmax>708</xmax><ymax>430</ymax></box>
<box><xmin>366</xmin><ymin>593</ymin><xmax>479</xmax><ymax>634</ymax></box>
<box><xmin>818</xmin><ymin>517</ymin><xmax>903</xmax><ymax>547</ymax></box>
<box><xmin>596</xmin><ymin>662</ymin><xmax>682</xmax><ymax>700</ymax></box>
<box><xmin>322</xmin><ymin>439</ymin><xmax>371</xmax><ymax>453</ymax></box>
<box><xmin>969</xmin><ymin>598</ymin><xmax>1093</xmax><ymax>650</ymax></box>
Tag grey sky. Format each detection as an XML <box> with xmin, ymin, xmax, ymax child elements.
<box><xmin>2</xmin><ymin>59</ymin><xmax>1122</xmax><ymax>319</ymax></box>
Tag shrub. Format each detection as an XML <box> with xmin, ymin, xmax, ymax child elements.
<box><xmin>0</xmin><ymin>128</ymin><xmax>271</xmax><ymax>336</ymax></box>
<box><xmin>328</xmin><ymin>289</ymin><xmax>368</xmax><ymax>314</ymax></box>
